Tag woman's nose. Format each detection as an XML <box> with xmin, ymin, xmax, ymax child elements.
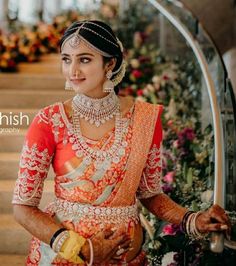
<box><xmin>69</xmin><ymin>62</ymin><xmax>80</xmax><ymax>78</ymax></box>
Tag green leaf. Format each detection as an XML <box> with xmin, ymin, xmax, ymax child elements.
<box><xmin>187</xmin><ymin>167</ymin><xmax>193</xmax><ymax>186</ymax></box>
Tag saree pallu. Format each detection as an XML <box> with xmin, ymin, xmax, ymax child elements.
<box><xmin>12</xmin><ymin>99</ymin><xmax>163</xmax><ymax>265</ymax></box>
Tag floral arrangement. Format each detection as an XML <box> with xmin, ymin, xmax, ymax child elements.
<box><xmin>0</xmin><ymin>30</ymin><xmax>18</xmax><ymax>71</ymax></box>
<box><xmin>0</xmin><ymin>11</ymin><xmax>87</xmax><ymax>72</ymax></box>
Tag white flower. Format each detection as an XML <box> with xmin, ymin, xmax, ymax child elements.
<box><xmin>165</xmin><ymin>98</ymin><xmax>177</xmax><ymax>119</ymax></box>
<box><xmin>130</xmin><ymin>59</ymin><xmax>140</xmax><ymax>68</ymax></box>
<box><xmin>136</xmin><ymin>96</ymin><xmax>147</xmax><ymax>102</ymax></box>
<box><xmin>201</xmin><ymin>190</ymin><xmax>213</xmax><ymax>203</ymax></box>
<box><xmin>146</xmin><ymin>84</ymin><xmax>155</xmax><ymax>92</ymax></box>
<box><xmin>143</xmin><ymin>88</ymin><xmax>149</xmax><ymax>96</ymax></box>
<box><xmin>162</xmin><ymin>70</ymin><xmax>177</xmax><ymax>80</ymax></box>
<box><xmin>152</xmin><ymin>75</ymin><xmax>161</xmax><ymax>84</ymax></box>
<box><xmin>161</xmin><ymin>251</ymin><xmax>177</xmax><ymax>266</ymax></box>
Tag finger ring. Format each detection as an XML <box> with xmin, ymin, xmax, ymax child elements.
<box><xmin>116</xmin><ymin>248</ymin><xmax>125</xmax><ymax>256</ymax></box>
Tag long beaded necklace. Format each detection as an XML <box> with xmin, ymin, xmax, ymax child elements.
<box><xmin>71</xmin><ymin>100</ymin><xmax>128</xmax><ymax>170</ymax></box>
<box><xmin>72</xmin><ymin>92</ymin><xmax>120</xmax><ymax>127</ymax></box>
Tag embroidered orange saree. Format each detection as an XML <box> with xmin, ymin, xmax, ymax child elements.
<box><xmin>12</xmin><ymin>99</ymin><xmax>163</xmax><ymax>265</ymax></box>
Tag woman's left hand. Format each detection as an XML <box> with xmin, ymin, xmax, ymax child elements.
<box><xmin>195</xmin><ymin>204</ymin><xmax>231</xmax><ymax>239</ymax></box>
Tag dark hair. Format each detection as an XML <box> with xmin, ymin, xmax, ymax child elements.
<box><xmin>59</xmin><ymin>20</ymin><xmax>123</xmax><ymax>76</ymax></box>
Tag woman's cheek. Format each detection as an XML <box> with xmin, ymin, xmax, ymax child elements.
<box><xmin>61</xmin><ymin>65</ymin><xmax>69</xmax><ymax>78</ymax></box>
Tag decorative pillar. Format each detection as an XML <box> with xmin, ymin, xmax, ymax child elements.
<box><xmin>18</xmin><ymin>0</ymin><xmax>44</xmax><ymax>23</ymax></box>
<box><xmin>44</xmin><ymin>0</ymin><xmax>62</xmax><ymax>22</ymax></box>
<box><xmin>0</xmin><ymin>0</ymin><xmax>9</xmax><ymax>29</ymax></box>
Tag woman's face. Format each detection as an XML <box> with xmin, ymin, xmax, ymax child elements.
<box><xmin>61</xmin><ymin>39</ymin><xmax>111</xmax><ymax>98</ymax></box>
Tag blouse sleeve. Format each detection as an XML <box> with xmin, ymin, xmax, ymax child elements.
<box><xmin>12</xmin><ymin>106</ymin><xmax>55</xmax><ymax>207</ymax></box>
<box><xmin>136</xmin><ymin>105</ymin><xmax>163</xmax><ymax>199</ymax></box>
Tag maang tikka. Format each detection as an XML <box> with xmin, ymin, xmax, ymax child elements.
<box><xmin>103</xmin><ymin>70</ymin><xmax>114</xmax><ymax>92</ymax></box>
<box><xmin>68</xmin><ymin>22</ymin><xmax>85</xmax><ymax>48</ymax></box>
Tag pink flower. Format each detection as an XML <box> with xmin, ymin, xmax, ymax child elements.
<box><xmin>137</xmin><ymin>89</ymin><xmax>144</xmax><ymax>96</ymax></box>
<box><xmin>177</xmin><ymin>128</ymin><xmax>196</xmax><ymax>147</ymax></box>
<box><xmin>178</xmin><ymin>128</ymin><xmax>195</xmax><ymax>142</ymax></box>
<box><xmin>162</xmin><ymin>224</ymin><xmax>180</xmax><ymax>236</ymax></box>
<box><xmin>163</xmin><ymin>171</ymin><xmax>175</xmax><ymax>183</ymax></box>
<box><xmin>132</xmin><ymin>69</ymin><xmax>142</xmax><ymax>79</ymax></box>
<box><xmin>167</xmin><ymin>120</ymin><xmax>173</xmax><ymax>127</ymax></box>
<box><xmin>173</xmin><ymin>140</ymin><xmax>179</xmax><ymax>148</ymax></box>
<box><xmin>162</xmin><ymin>224</ymin><xmax>176</xmax><ymax>235</ymax></box>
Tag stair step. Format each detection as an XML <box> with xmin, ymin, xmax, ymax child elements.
<box><xmin>0</xmin><ymin>152</ymin><xmax>55</xmax><ymax>180</ymax></box>
<box><xmin>39</xmin><ymin>54</ymin><xmax>61</xmax><ymax>62</ymax></box>
<box><xmin>17</xmin><ymin>54</ymin><xmax>61</xmax><ymax>74</ymax></box>
<box><xmin>19</xmin><ymin>57</ymin><xmax>62</xmax><ymax>74</ymax></box>
<box><xmin>24</xmin><ymin>54</ymin><xmax>61</xmax><ymax>65</ymax></box>
<box><xmin>0</xmin><ymin>130</ymin><xmax>26</xmax><ymax>152</ymax></box>
<box><xmin>0</xmin><ymin>152</ymin><xmax>20</xmax><ymax>179</ymax></box>
<box><xmin>0</xmin><ymin>108</ymin><xmax>37</xmax><ymax>129</ymax></box>
<box><xmin>0</xmin><ymin>254</ymin><xmax>26</xmax><ymax>265</ymax></box>
<box><xmin>0</xmin><ymin>180</ymin><xmax>55</xmax><ymax>214</ymax></box>
<box><xmin>0</xmin><ymin>73</ymin><xmax>64</xmax><ymax>91</ymax></box>
<box><xmin>0</xmin><ymin>90</ymin><xmax>73</xmax><ymax>108</ymax></box>
<box><xmin>0</xmin><ymin>214</ymin><xmax>31</xmax><ymax>255</ymax></box>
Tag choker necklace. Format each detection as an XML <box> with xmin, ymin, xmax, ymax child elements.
<box><xmin>72</xmin><ymin>92</ymin><xmax>120</xmax><ymax>127</ymax></box>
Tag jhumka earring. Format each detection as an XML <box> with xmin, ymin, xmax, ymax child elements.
<box><xmin>103</xmin><ymin>70</ymin><xmax>114</xmax><ymax>92</ymax></box>
<box><xmin>65</xmin><ymin>80</ymin><xmax>73</xmax><ymax>90</ymax></box>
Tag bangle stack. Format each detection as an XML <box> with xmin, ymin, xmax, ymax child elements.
<box><xmin>181</xmin><ymin>211</ymin><xmax>206</xmax><ymax>239</ymax></box>
<box><xmin>50</xmin><ymin>229</ymin><xmax>94</xmax><ymax>265</ymax></box>
<box><xmin>50</xmin><ymin>228</ymin><xmax>69</xmax><ymax>253</ymax></box>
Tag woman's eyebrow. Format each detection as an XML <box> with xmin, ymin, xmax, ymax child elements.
<box><xmin>61</xmin><ymin>53</ymin><xmax>95</xmax><ymax>57</ymax></box>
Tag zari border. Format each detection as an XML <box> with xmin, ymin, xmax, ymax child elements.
<box><xmin>109</xmin><ymin>101</ymin><xmax>161</xmax><ymax>207</ymax></box>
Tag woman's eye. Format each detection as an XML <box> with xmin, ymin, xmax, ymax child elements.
<box><xmin>80</xmin><ymin>57</ymin><xmax>91</xmax><ymax>63</ymax></box>
<box><xmin>62</xmin><ymin>57</ymin><xmax>71</xmax><ymax>64</ymax></box>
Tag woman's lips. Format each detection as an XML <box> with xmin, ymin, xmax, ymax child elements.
<box><xmin>70</xmin><ymin>78</ymin><xmax>86</xmax><ymax>85</ymax></box>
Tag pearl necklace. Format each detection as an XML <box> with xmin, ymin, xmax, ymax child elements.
<box><xmin>71</xmin><ymin>103</ymin><xmax>129</xmax><ymax>170</ymax></box>
<box><xmin>72</xmin><ymin>92</ymin><xmax>120</xmax><ymax>127</ymax></box>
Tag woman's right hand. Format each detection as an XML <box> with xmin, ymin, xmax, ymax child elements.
<box><xmin>80</xmin><ymin>228</ymin><xmax>131</xmax><ymax>263</ymax></box>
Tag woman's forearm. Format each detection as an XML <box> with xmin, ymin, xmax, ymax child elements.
<box><xmin>13</xmin><ymin>204</ymin><xmax>62</xmax><ymax>245</ymax></box>
<box><xmin>141</xmin><ymin>193</ymin><xmax>187</xmax><ymax>225</ymax></box>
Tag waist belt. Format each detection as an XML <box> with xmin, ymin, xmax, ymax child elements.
<box><xmin>53</xmin><ymin>197</ymin><xmax>140</xmax><ymax>225</ymax></box>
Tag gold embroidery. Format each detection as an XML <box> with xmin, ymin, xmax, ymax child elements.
<box><xmin>37</xmin><ymin>110</ymin><xmax>49</xmax><ymax>124</ymax></box>
<box><xmin>137</xmin><ymin>144</ymin><xmax>162</xmax><ymax>199</ymax></box>
<box><xmin>19</xmin><ymin>141</ymin><xmax>52</xmax><ymax>172</ymax></box>
<box><xmin>109</xmin><ymin>102</ymin><xmax>161</xmax><ymax>206</ymax></box>
<box><xmin>12</xmin><ymin>141</ymin><xmax>52</xmax><ymax>206</ymax></box>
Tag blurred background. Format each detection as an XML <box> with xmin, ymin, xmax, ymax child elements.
<box><xmin>0</xmin><ymin>0</ymin><xmax>236</xmax><ymax>265</ymax></box>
